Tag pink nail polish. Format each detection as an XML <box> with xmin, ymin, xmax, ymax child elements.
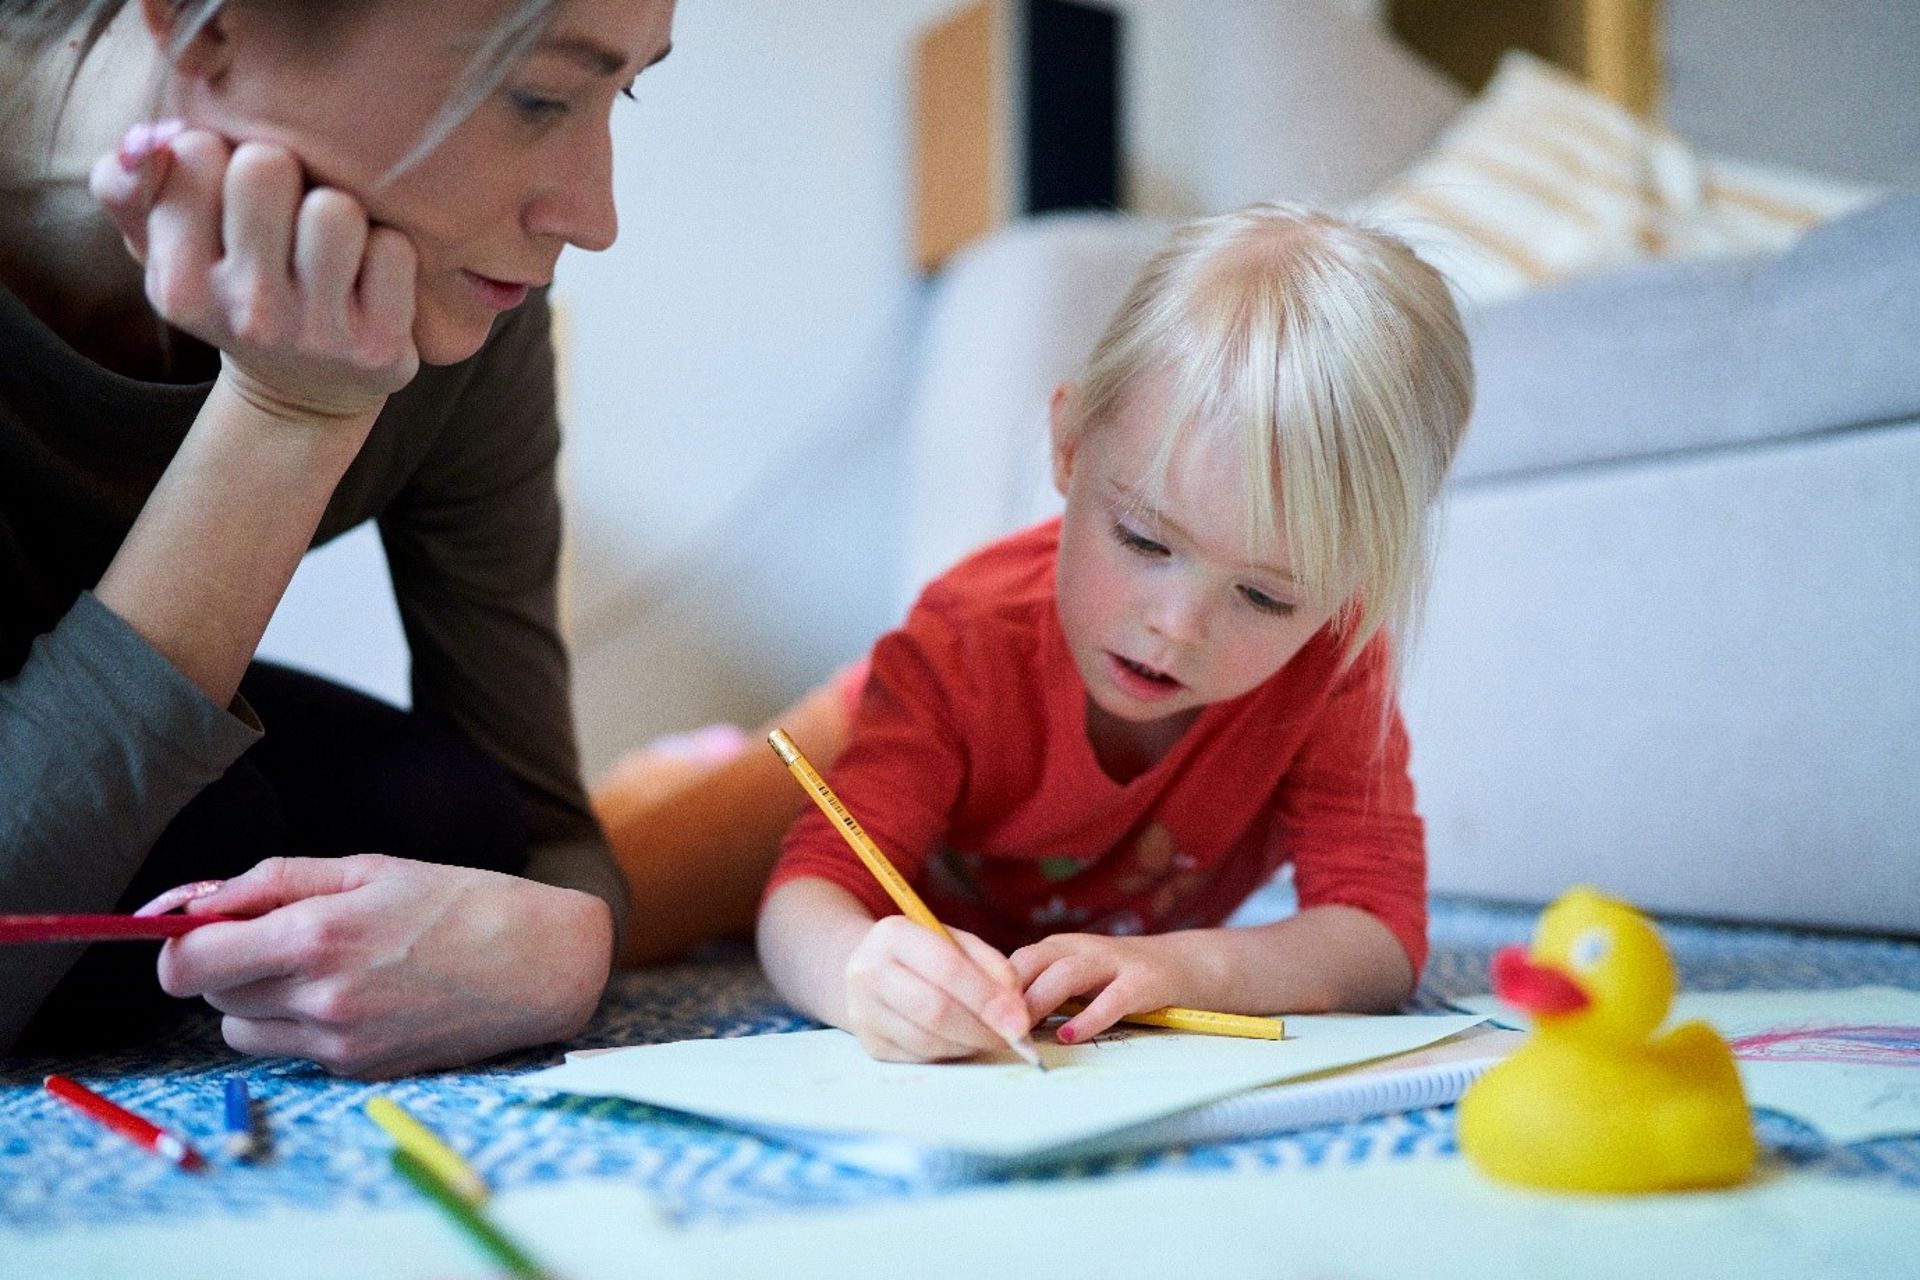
<box><xmin>1058</xmin><ymin>1024</ymin><xmax>1078</xmax><ymax>1044</ymax></box>
<box><xmin>116</xmin><ymin>123</ymin><xmax>153</xmax><ymax>172</ymax></box>
<box><xmin>132</xmin><ymin>880</ymin><xmax>226</xmax><ymax>917</ymax></box>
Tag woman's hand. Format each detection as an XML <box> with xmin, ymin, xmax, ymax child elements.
<box><xmin>89</xmin><ymin>122</ymin><xmax>419</xmax><ymax>423</ymax></box>
<box><xmin>1012</xmin><ymin>932</ymin><xmax>1219</xmax><ymax>1044</ymax></box>
<box><xmin>155</xmin><ymin>855</ymin><xmax>613</xmax><ymax>1078</ymax></box>
<box><xmin>843</xmin><ymin>916</ymin><xmax>1034</xmax><ymax>1064</ymax></box>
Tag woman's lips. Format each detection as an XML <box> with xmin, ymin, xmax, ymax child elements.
<box><xmin>1104</xmin><ymin>651</ymin><xmax>1184</xmax><ymax>702</ymax></box>
<box><xmin>463</xmin><ymin>271</ymin><xmax>532</xmax><ymax>311</ymax></box>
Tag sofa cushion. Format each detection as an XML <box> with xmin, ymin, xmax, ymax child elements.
<box><xmin>1364</xmin><ymin>51</ymin><xmax>1882</xmax><ymax>308</ymax></box>
<box><xmin>1452</xmin><ymin>190</ymin><xmax>1920</xmax><ymax>485</ymax></box>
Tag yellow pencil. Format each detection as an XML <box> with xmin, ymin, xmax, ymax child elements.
<box><xmin>767</xmin><ymin>729</ymin><xmax>1046</xmax><ymax>1070</ymax></box>
<box><xmin>1056</xmin><ymin>999</ymin><xmax>1284</xmax><ymax>1041</ymax></box>
<box><xmin>365</xmin><ymin>1096</ymin><xmax>488</xmax><ymax>1207</ymax></box>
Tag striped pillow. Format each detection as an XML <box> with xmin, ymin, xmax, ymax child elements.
<box><xmin>1362</xmin><ymin>51</ymin><xmax>1880</xmax><ymax>306</ymax></box>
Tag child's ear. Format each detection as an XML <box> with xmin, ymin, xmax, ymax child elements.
<box><xmin>141</xmin><ymin>0</ymin><xmax>236</xmax><ymax>81</ymax></box>
<box><xmin>1049</xmin><ymin>381</ymin><xmax>1081</xmax><ymax>497</ymax></box>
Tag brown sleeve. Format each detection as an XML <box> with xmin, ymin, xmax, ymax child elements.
<box><xmin>376</xmin><ymin>292</ymin><xmax>627</xmax><ymax>953</ymax></box>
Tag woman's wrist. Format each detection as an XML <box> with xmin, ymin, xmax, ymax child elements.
<box><xmin>206</xmin><ymin>362</ymin><xmax>385</xmax><ymax>452</ymax></box>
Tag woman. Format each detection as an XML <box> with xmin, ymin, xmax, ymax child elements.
<box><xmin>0</xmin><ymin>0</ymin><xmax>673</xmax><ymax>1075</ymax></box>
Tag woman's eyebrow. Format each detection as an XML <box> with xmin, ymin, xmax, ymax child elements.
<box><xmin>536</xmin><ymin>36</ymin><xmax>673</xmax><ymax>76</ymax></box>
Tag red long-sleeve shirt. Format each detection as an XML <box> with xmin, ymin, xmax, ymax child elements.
<box><xmin>767</xmin><ymin>519</ymin><xmax>1428</xmax><ymax>973</ymax></box>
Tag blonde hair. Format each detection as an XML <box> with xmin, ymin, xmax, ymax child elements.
<box><xmin>2</xmin><ymin>0</ymin><xmax>566</xmax><ymax>178</ymax></box>
<box><xmin>1068</xmin><ymin>202</ymin><xmax>1473</xmax><ymax>668</ymax></box>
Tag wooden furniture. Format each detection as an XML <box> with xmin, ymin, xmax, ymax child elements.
<box><xmin>912</xmin><ymin>0</ymin><xmax>1121</xmax><ymax>273</ymax></box>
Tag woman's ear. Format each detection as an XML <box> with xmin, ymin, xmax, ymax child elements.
<box><xmin>140</xmin><ymin>0</ymin><xmax>235</xmax><ymax>81</ymax></box>
<box><xmin>1049</xmin><ymin>380</ymin><xmax>1081</xmax><ymax>497</ymax></box>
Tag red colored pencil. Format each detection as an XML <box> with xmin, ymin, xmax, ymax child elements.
<box><xmin>44</xmin><ymin>1074</ymin><xmax>204</xmax><ymax>1170</ymax></box>
<box><xmin>0</xmin><ymin>914</ymin><xmax>240</xmax><ymax>945</ymax></box>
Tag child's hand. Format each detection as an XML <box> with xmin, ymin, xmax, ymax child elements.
<box><xmin>843</xmin><ymin>916</ymin><xmax>1034</xmax><ymax>1063</ymax></box>
<box><xmin>1012</xmin><ymin>933</ymin><xmax>1212</xmax><ymax>1044</ymax></box>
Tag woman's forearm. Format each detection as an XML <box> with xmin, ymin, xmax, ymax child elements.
<box><xmin>94</xmin><ymin>374</ymin><xmax>378</xmax><ymax>708</ymax></box>
<box><xmin>755</xmin><ymin>878</ymin><xmax>879</xmax><ymax>1028</ymax></box>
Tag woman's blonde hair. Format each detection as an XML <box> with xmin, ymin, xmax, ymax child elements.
<box><xmin>2</xmin><ymin>0</ymin><xmax>566</xmax><ymax>177</ymax></box>
<box><xmin>1068</xmin><ymin>201</ymin><xmax>1474</xmax><ymax>668</ymax></box>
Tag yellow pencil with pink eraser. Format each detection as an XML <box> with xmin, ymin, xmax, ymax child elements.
<box><xmin>767</xmin><ymin>730</ymin><xmax>1285</xmax><ymax>1052</ymax></box>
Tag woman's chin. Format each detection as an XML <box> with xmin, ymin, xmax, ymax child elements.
<box><xmin>413</xmin><ymin>312</ymin><xmax>496</xmax><ymax>367</ymax></box>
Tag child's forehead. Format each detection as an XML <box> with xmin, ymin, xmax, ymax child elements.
<box><xmin>1100</xmin><ymin>459</ymin><xmax>1293</xmax><ymax>577</ymax></box>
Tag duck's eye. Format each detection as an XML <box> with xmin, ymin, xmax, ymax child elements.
<box><xmin>1570</xmin><ymin>928</ymin><xmax>1610</xmax><ymax>971</ymax></box>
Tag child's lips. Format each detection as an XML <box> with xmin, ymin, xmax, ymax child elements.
<box><xmin>1105</xmin><ymin>651</ymin><xmax>1185</xmax><ymax>701</ymax></box>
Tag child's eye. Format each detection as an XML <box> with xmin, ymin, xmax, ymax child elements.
<box><xmin>621</xmin><ymin>80</ymin><xmax>638</xmax><ymax>102</ymax></box>
<box><xmin>1237</xmin><ymin>585</ymin><xmax>1295</xmax><ymax>617</ymax></box>
<box><xmin>1113</xmin><ymin>523</ymin><xmax>1168</xmax><ymax>557</ymax></box>
<box><xmin>511</xmin><ymin>91</ymin><xmax>572</xmax><ymax>124</ymax></box>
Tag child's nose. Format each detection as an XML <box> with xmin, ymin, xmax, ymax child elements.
<box><xmin>1144</xmin><ymin>585</ymin><xmax>1208</xmax><ymax>647</ymax></box>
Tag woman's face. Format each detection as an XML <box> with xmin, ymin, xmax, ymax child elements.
<box><xmin>161</xmin><ymin>0</ymin><xmax>675</xmax><ymax>365</ymax></box>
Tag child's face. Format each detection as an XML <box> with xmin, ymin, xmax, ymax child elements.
<box><xmin>1050</xmin><ymin>379</ymin><xmax>1341</xmax><ymax>734</ymax></box>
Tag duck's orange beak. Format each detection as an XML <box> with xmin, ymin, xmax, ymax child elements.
<box><xmin>1491</xmin><ymin>945</ymin><xmax>1591</xmax><ymax>1016</ymax></box>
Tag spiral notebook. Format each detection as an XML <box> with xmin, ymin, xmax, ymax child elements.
<box><xmin>529</xmin><ymin>1018</ymin><xmax>1517</xmax><ymax>1182</ymax></box>
<box><xmin>778</xmin><ymin>1022</ymin><xmax>1520</xmax><ymax>1180</ymax></box>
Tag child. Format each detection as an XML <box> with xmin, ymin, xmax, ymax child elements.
<box><xmin>755</xmin><ymin>203</ymin><xmax>1473</xmax><ymax>1063</ymax></box>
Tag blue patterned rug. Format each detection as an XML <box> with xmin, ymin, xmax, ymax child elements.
<box><xmin>4</xmin><ymin>893</ymin><xmax>1917</xmax><ymax>1234</ymax></box>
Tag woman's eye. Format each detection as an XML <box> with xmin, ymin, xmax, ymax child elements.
<box><xmin>1238</xmin><ymin>585</ymin><xmax>1295</xmax><ymax>617</ymax></box>
<box><xmin>1113</xmin><ymin>523</ymin><xmax>1168</xmax><ymax>557</ymax></box>
<box><xmin>511</xmin><ymin>92</ymin><xmax>572</xmax><ymax>124</ymax></box>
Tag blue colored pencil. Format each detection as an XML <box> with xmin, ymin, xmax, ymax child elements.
<box><xmin>223</xmin><ymin>1076</ymin><xmax>258</xmax><ymax>1161</ymax></box>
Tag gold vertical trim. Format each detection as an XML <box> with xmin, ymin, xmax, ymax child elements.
<box><xmin>1584</xmin><ymin>0</ymin><xmax>1663</xmax><ymax>120</ymax></box>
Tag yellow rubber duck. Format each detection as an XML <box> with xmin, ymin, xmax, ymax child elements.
<box><xmin>1457</xmin><ymin>886</ymin><xmax>1756</xmax><ymax>1192</ymax></box>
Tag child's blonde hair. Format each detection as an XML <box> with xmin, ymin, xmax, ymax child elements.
<box><xmin>1066</xmin><ymin>201</ymin><xmax>1474</xmax><ymax>666</ymax></box>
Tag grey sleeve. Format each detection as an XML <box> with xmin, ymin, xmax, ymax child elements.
<box><xmin>0</xmin><ymin>592</ymin><xmax>262</xmax><ymax>1051</ymax></box>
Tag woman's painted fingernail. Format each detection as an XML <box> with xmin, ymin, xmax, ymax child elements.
<box><xmin>115</xmin><ymin>120</ymin><xmax>184</xmax><ymax>173</ymax></box>
<box><xmin>116</xmin><ymin>123</ymin><xmax>154</xmax><ymax>172</ymax></box>
<box><xmin>132</xmin><ymin>880</ymin><xmax>226</xmax><ymax>917</ymax></box>
<box><xmin>1057</xmin><ymin>1023</ymin><xmax>1078</xmax><ymax>1044</ymax></box>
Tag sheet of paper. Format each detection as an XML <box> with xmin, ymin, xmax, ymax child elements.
<box><xmin>518</xmin><ymin>1015</ymin><xmax>1484</xmax><ymax>1160</ymax></box>
<box><xmin>661</xmin><ymin>1158</ymin><xmax>1920</xmax><ymax>1280</ymax></box>
<box><xmin>0</xmin><ymin>1180</ymin><xmax>671</xmax><ymax>1280</ymax></box>
<box><xmin>1454</xmin><ymin>986</ymin><xmax>1920</xmax><ymax>1142</ymax></box>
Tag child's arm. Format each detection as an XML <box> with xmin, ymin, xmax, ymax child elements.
<box><xmin>1011</xmin><ymin>905</ymin><xmax>1414</xmax><ymax>1043</ymax></box>
<box><xmin>758</xmin><ymin>878</ymin><xmax>1036</xmax><ymax>1062</ymax></box>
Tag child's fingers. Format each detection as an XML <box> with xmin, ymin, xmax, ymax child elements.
<box><xmin>874</xmin><ymin>958</ymin><xmax>1011</xmax><ymax>1056</ymax></box>
<box><xmin>880</xmin><ymin>920</ymin><xmax>1031</xmax><ymax>1045</ymax></box>
<box><xmin>951</xmin><ymin>932</ymin><xmax>1035</xmax><ymax>1034</ymax></box>
<box><xmin>853</xmin><ymin>974</ymin><xmax>986</xmax><ymax>1062</ymax></box>
<box><xmin>1020</xmin><ymin>949</ymin><xmax>1113</xmax><ymax>1021</ymax></box>
<box><xmin>1054</xmin><ymin>983</ymin><xmax>1135</xmax><ymax>1045</ymax></box>
<box><xmin>1008</xmin><ymin>935</ymin><xmax>1068</xmax><ymax>987</ymax></box>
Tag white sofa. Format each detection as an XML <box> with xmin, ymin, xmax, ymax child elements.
<box><xmin>894</xmin><ymin>194</ymin><xmax>1920</xmax><ymax>936</ymax></box>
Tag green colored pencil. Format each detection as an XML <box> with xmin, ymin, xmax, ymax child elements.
<box><xmin>389</xmin><ymin>1148</ymin><xmax>549</xmax><ymax>1280</ymax></box>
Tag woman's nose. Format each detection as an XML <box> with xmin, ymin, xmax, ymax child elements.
<box><xmin>527</xmin><ymin>126</ymin><xmax>619</xmax><ymax>252</ymax></box>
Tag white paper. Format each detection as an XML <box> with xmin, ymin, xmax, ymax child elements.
<box><xmin>661</xmin><ymin>1158</ymin><xmax>1920</xmax><ymax>1280</ymax></box>
<box><xmin>518</xmin><ymin>1015</ymin><xmax>1485</xmax><ymax>1160</ymax></box>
